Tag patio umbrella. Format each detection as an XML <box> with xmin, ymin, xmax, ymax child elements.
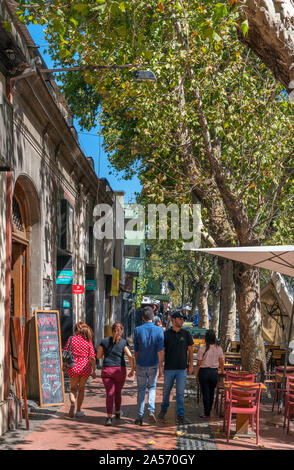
<box><xmin>193</xmin><ymin>245</ymin><xmax>294</xmax><ymax>399</ymax></box>
<box><xmin>194</xmin><ymin>245</ymin><xmax>294</xmax><ymax>278</ymax></box>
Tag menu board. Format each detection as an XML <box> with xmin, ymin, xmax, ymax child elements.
<box><xmin>35</xmin><ymin>310</ymin><xmax>65</xmax><ymax>407</ymax></box>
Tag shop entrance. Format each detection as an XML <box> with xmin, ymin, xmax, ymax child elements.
<box><xmin>10</xmin><ymin>193</ymin><xmax>30</xmax><ymax>323</ymax></box>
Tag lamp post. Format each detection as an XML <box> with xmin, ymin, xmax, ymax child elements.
<box><xmin>10</xmin><ymin>57</ymin><xmax>157</xmax><ymax>83</ymax></box>
<box><xmin>39</xmin><ymin>64</ymin><xmax>157</xmax><ymax>82</ymax></box>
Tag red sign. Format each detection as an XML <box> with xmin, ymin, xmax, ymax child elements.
<box><xmin>72</xmin><ymin>285</ymin><xmax>85</xmax><ymax>294</ymax></box>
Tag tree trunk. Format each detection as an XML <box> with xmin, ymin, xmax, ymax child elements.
<box><xmin>218</xmin><ymin>258</ymin><xmax>236</xmax><ymax>351</ymax></box>
<box><xmin>210</xmin><ymin>289</ymin><xmax>221</xmax><ymax>336</ymax></box>
<box><xmin>191</xmin><ymin>281</ymin><xmax>198</xmax><ymax>318</ymax></box>
<box><xmin>239</xmin><ymin>0</ymin><xmax>294</xmax><ymax>90</ymax></box>
<box><xmin>198</xmin><ymin>282</ymin><xmax>210</xmax><ymax>329</ymax></box>
<box><xmin>233</xmin><ymin>262</ymin><xmax>266</xmax><ymax>371</ymax></box>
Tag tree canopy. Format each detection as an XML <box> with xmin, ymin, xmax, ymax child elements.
<box><xmin>14</xmin><ymin>0</ymin><xmax>294</xmax><ymax>368</ymax></box>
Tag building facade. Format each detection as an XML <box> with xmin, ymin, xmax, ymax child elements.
<box><xmin>0</xmin><ymin>1</ymin><xmax>124</xmax><ymax>435</ymax></box>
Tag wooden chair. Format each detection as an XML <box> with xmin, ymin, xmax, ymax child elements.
<box><xmin>272</xmin><ymin>367</ymin><xmax>284</xmax><ymax>413</ymax></box>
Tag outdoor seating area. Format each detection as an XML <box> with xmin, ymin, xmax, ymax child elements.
<box><xmin>206</xmin><ymin>345</ymin><xmax>294</xmax><ymax>447</ymax></box>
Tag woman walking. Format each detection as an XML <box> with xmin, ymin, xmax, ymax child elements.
<box><xmin>63</xmin><ymin>321</ymin><xmax>96</xmax><ymax>418</ymax></box>
<box><xmin>195</xmin><ymin>329</ymin><xmax>224</xmax><ymax>419</ymax></box>
<box><xmin>97</xmin><ymin>322</ymin><xmax>135</xmax><ymax>426</ymax></box>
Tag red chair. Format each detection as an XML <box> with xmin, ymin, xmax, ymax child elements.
<box><xmin>214</xmin><ymin>365</ymin><xmax>241</xmax><ymax>416</ymax></box>
<box><xmin>223</xmin><ymin>382</ymin><xmax>262</xmax><ymax>445</ymax></box>
<box><xmin>220</xmin><ymin>372</ymin><xmax>255</xmax><ymax>417</ymax></box>
<box><xmin>225</xmin><ymin>371</ymin><xmax>255</xmax><ymax>382</ymax></box>
<box><xmin>283</xmin><ymin>385</ymin><xmax>294</xmax><ymax>434</ymax></box>
<box><xmin>283</xmin><ymin>377</ymin><xmax>294</xmax><ymax>429</ymax></box>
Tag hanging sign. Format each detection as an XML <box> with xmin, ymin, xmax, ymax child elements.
<box><xmin>73</xmin><ymin>285</ymin><xmax>85</xmax><ymax>294</ymax></box>
<box><xmin>56</xmin><ymin>270</ymin><xmax>73</xmax><ymax>285</ymax></box>
<box><xmin>110</xmin><ymin>268</ymin><xmax>119</xmax><ymax>296</ymax></box>
<box><xmin>85</xmin><ymin>280</ymin><xmax>97</xmax><ymax>291</ymax></box>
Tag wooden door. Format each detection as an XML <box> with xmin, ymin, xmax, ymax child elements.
<box><xmin>11</xmin><ymin>242</ymin><xmax>27</xmax><ymax>319</ymax></box>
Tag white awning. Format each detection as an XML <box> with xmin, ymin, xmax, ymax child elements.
<box><xmin>193</xmin><ymin>245</ymin><xmax>294</xmax><ymax>278</ymax></box>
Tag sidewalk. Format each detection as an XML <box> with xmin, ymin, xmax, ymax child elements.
<box><xmin>0</xmin><ymin>374</ymin><xmax>293</xmax><ymax>451</ymax></box>
<box><xmin>0</xmin><ymin>374</ymin><xmax>214</xmax><ymax>451</ymax></box>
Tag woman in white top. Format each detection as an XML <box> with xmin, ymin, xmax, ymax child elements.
<box><xmin>195</xmin><ymin>329</ymin><xmax>224</xmax><ymax>419</ymax></box>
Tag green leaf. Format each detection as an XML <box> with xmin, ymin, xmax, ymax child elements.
<box><xmin>240</xmin><ymin>20</ymin><xmax>249</xmax><ymax>37</ymax></box>
<box><xmin>213</xmin><ymin>31</ymin><xmax>222</xmax><ymax>42</ymax></box>
<box><xmin>214</xmin><ymin>3</ymin><xmax>228</xmax><ymax>20</ymax></box>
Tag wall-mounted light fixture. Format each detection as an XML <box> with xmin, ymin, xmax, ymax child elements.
<box><xmin>132</xmin><ymin>67</ymin><xmax>157</xmax><ymax>82</ymax></box>
<box><xmin>10</xmin><ymin>59</ymin><xmax>157</xmax><ymax>84</ymax></box>
<box><xmin>38</xmin><ymin>63</ymin><xmax>157</xmax><ymax>83</ymax></box>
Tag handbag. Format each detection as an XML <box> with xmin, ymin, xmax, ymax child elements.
<box><xmin>62</xmin><ymin>336</ymin><xmax>75</xmax><ymax>368</ymax></box>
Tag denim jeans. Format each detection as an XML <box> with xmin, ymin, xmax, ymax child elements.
<box><xmin>136</xmin><ymin>364</ymin><xmax>158</xmax><ymax>418</ymax></box>
<box><xmin>161</xmin><ymin>369</ymin><xmax>187</xmax><ymax>417</ymax></box>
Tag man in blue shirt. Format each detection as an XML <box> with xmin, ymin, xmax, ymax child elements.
<box><xmin>134</xmin><ymin>306</ymin><xmax>164</xmax><ymax>425</ymax></box>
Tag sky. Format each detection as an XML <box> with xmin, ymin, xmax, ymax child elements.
<box><xmin>27</xmin><ymin>24</ymin><xmax>142</xmax><ymax>203</ymax></box>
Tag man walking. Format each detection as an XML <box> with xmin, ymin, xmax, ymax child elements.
<box><xmin>158</xmin><ymin>311</ymin><xmax>194</xmax><ymax>425</ymax></box>
<box><xmin>134</xmin><ymin>306</ymin><xmax>164</xmax><ymax>425</ymax></box>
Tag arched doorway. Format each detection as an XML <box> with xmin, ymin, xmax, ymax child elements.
<box><xmin>9</xmin><ymin>177</ymin><xmax>41</xmax><ymax>401</ymax></box>
<box><xmin>11</xmin><ymin>182</ymin><xmax>30</xmax><ymax>322</ymax></box>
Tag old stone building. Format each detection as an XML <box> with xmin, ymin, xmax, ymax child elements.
<box><xmin>0</xmin><ymin>1</ymin><xmax>124</xmax><ymax>435</ymax></box>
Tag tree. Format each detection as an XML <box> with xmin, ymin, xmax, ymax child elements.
<box><xmin>15</xmin><ymin>0</ymin><xmax>294</xmax><ymax>371</ymax></box>
<box><xmin>238</xmin><ymin>0</ymin><xmax>294</xmax><ymax>92</ymax></box>
<box><xmin>144</xmin><ymin>239</ymin><xmax>217</xmax><ymax>329</ymax></box>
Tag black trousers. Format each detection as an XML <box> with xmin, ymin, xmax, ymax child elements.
<box><xmin>198</xmin><ymin>368</ymin><xmax>218</xmax><ymax>416</ymax></box>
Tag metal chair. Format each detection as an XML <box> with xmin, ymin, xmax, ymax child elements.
<box><xmin>220</xmin><ymin>371</ymin><xmax>255</xmax><ymax>418</ymax></box>
<box><xmin>223</xmin><ymin>382</ymin><xmax>262</xmax><ymax>445</ymax></box>
<box><xmin>214</xmin><ymin>364</ymin><xmax>240</xmax><ymax>416</ymax></box>
<box><xmin>283</xmin><ymin>383</ymin><xmax>294</xmax><ymax>434</ymax></box>
<box><xmin>283</xmin><ymin>377</ymin><xmax>294</xmax><ymax>429</ymax></box>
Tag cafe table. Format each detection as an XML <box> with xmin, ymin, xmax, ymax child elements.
<box><xmin>275</xmin><ymin>366</ymin><xmax>294</xmax><ymax>373</ymax></box>
<box><xmin>224</xmin><ymin>352</ymin><xmax>241</xmax><ymax>365</ymax></box>
<box><xmin>223</xmin><ymin>381</ymin><xmax>267</xmax><ymax>437</ymax></box>
<box><xmin>275</xmin><ymin>369</ymin><xmax>294</xmax><ymax>383</ymax></box>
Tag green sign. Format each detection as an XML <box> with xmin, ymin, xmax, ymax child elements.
<box><xmin>86</xmin><ymin>280</ymin><xmax>97</xmax><ymax>291</ymax></box>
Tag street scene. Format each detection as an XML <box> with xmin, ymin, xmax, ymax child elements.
<box><xmin>0</xmin><ymin>0</ymin><xmax>294</xmax><ymax>458</ymax></box>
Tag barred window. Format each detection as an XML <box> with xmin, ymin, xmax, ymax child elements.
<box><xmin>12</xmin><ymin>197</ymin><xmax>24</xmax><ymax>232</ymax></box>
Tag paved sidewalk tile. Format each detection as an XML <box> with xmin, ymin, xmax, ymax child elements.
<box><xmin>12</xmin><ymin>376</ymin><xmax>178</xmax><ymax>451</ymax></box>
<box><xmin>2</xmin><ymin>373</ymin><xmax>292</xmax><ymax>452</ymax></box>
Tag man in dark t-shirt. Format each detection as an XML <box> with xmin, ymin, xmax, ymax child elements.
<box><xmin>158</xmin><ymin>311</ymin><xmax>194</xmax><ymax>425</ymax></box>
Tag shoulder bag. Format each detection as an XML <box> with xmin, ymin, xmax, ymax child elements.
<box><xmin>62</xmin><ymin>336</ymin><xmax>75</xmax><ymax>368</ymax></box>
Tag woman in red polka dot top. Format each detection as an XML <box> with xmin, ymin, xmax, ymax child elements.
<box><xmin>63</xmin><ymin>321</ymin><xmax>96</xmax><ymax>418</ymax></box>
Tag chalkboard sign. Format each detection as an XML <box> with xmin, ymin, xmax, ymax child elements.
<box><xmin>35</xmin><ymin>310</ymin><xmax>65</xmax><ymax>407</ymax></box>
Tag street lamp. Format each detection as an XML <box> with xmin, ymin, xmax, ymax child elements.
<box><xmin>10</xmin><ymin>58</ymin><xmax>157</xmax><ymax>85</ymax></box>
<box><xmin>41</xmin><ymin>65</ymin><xmax>157</xmax><ymax>82</ymax></box>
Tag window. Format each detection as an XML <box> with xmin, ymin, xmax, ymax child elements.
<box><xmin>12</xmin><ymin>197</ymin><xmax>25</xmax><ymax>232</ymax></box>
<box><xmin>58</xmin><ymin>199</ymin><xmax>74</xmax><ymax>252</ymax></box>
<box><xmin>124</xmin><ymin>245</ymin><xmax>140</xmax><ymax>258</ymax></box>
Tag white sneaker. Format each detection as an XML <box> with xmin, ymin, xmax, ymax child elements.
<box><xmin>75</xmin><ymin>411</ymin><xmax>85</xmax><ymax>417</ymax></box>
